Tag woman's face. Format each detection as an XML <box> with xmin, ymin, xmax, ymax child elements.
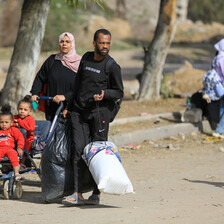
<box><xmin>59</xmin><ymin>35</ymin><xmax>72</xmax><ymax>54</ymax></box>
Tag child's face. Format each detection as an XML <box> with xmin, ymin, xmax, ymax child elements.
<box><xmin>17</xmin><ymin>102</ymin><xmax>33</xmax><ymax>119</ymax></box>
<box><xmin>0</xmin><ymin>115</ymin><xmax>13</xmax><ymax>131</ymax></box>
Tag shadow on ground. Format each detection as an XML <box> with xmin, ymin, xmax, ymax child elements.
<box><xmin>183</xmin><ymin>178</ymin><xmax>224</xmax><ymax>188</ymax></box>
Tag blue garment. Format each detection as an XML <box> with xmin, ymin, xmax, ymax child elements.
<box><xmin>213</xmin><ymin>40</ymin><xmax>224</xmax><ymax>133</ymax></box>
<box><xmin>202</xmin><ymin>69</ymin><xmax>222</xmax><ymax>101</ymax></box>
<box><xmin>212</xmin><ymin>54</ymin><xmax>224</xmax><ymax>84</ymax></box>
<box><xmin>215</xmin><ymin>97</ymin><xmax>224</xmax><ymax>134</ymax></box>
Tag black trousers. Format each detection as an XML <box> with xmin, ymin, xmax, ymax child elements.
<box><xmin>71</xmin><ymin>108</ymin><xmax>110</xmax><ymax>194</ymax></box>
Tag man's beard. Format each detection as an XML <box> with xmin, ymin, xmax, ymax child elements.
<box><xmin>96</xmin><ymin>45</ymin><xmax>109</xmax><ymax>56</ymax></box>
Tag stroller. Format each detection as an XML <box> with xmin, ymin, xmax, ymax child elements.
<box><xmin>0</xmin><ymin>97</ymin><xmax>63</xmax><ymax>200</ymax></box>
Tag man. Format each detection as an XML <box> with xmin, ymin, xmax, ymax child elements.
<box><xmin>62</xmin><ymin>29</ymin><xmax>124</xmax><ymax>205</ymax></box>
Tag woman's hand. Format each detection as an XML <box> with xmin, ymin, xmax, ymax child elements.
<box><xmin>31</xmin><ymin>95</ymin><xmax>39</xmax><ymax>103</ymax></box>
<box><xmin>53</xmin><ymin>95</ymin><xmax>66</xmax><ymax>104</ymax></box>
<box><xmin>202</xmin><ymin>94</ymin><xmax>211</xmax><ymax>103</ymax></box>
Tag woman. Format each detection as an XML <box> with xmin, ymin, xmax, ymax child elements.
<box><xmin>30</xmin><ymin>32</ymin><xmax>81</xmax><ymax>121</ymax></box>
<box><xmin>211</xmin><ymin>39</ymin><xmax>224</xmax><ymax>137</ymax></box>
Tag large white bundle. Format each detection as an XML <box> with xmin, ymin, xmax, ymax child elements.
<box><xmin>82</xmin><ymin>141</ymin><xmax>134</xmax><ymax>195</ymax></box>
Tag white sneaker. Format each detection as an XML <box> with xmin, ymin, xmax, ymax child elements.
<box><xmin>212</xmin><ymin>132</ymin><xmax>224</xmax><ymax>139</ymax></box>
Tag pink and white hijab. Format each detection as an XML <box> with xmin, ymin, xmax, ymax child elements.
<box><xmin>55</xmin><ymin>32</ymin><xmax>81</xmax><ymax>73</ymax></box>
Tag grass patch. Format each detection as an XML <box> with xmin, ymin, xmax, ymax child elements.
<box><xmin>160</xmin><ymin>73</ymin><xmax>174</xmax><ymax>99</ymax></box>
<box><xmin>0</xmin><ymin>48</ymin><xmax>13</xmax><ymax>60</ymax></box>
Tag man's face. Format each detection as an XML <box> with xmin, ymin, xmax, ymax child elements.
<box><xmin>94</xmin><ymin>33</ymin><xmax>111</xmax><ymax>56</ymax></box>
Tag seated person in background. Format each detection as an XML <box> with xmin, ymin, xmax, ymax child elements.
<box><xmin>0</xmin><ymin>104</ymin><xmax>24</xmax><ymax>180</ymax></box>
<box><xmin>202</xmin><ymin>69</ymin><xmax>221</xmax><ymax>130</ymax></box>
<box><xmin>202</xmin><ymin>68</ymin><xmax>222</xmax><ymax>103</ymax></box>
<box><xmin>13</xmin><ymin>95</ymin><xmax>35</xmax><ymax>169</ymax></box>
<box><xmin>205</xmin><ymin>39</ymin><xmax>224</xmax><ymax>137</ymax></box>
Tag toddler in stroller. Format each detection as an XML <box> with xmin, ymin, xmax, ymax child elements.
<box><xmin>13</xmin><ymin>95</ymin><xmax>35</xmax><ymax>169</ymax></box>
<box><xmin>0</xmin><ymin>104</ymin><xmax>24</xmax><ymax>181</ymax></box>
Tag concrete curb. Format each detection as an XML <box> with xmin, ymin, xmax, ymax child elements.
<box><xmin>110</xmin><ymin>111</ymin><xmax>184</xmax><ymax>126</ymax></box>
<box><xmin>109</xmin><ymin>120</ymin><xmax>212</xmax><ymax>147</ymax></box>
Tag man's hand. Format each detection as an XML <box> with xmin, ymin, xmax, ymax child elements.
<box><xmin>202</xmin><ymin>94</ymin><xmax>211</xmax><ymax>103</ymax></box>
<box><xmin>63</xmin><ymin>109</ymin><xmax>71</xmax><ymax>118</ymax></box>
<box><xmin>53</xmin><ymin>95</ymin><xmax>66</xmax><ymax>104</ymax></box>
<box><xmin>17</xmin><ymin>148</ymin><xmax>24</xmax><ymax>157</ymax></box>
<box><xmin>93</xmin><ymin>90</ymin><xmax>104</xmax><ymax>101</ymax></box>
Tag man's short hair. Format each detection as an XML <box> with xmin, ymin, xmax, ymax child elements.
<box><xmin>93</xmin><ymin>29</ymin><xmax>111</xmax><ymax>41</ymax></box>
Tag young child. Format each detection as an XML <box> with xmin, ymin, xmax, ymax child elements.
<box><xmin>0</xmin><ymin>104</ymin><xmax>24</xmax><ymax>181</ymax></box>
<box><xmin>13</xmin><ymin>95</ymin><xmax>35</xmax><ymax>168</ymax></box>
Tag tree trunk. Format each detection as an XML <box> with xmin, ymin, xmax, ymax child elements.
<box><xmin>138</xmin><ymin>0</ymin><xmax>177</xmax><ymax>101</ymax></box>
<box><xmin>0</xmin><ymin>0</ymin><xmax>51</xmax><ymax>112</ymax></box>
<box><xmin>116</xmin><ymin>0</ymin><xmax>126</xmax><ymax>19</ymax></box>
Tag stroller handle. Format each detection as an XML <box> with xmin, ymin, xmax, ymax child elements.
<box><xmin>46</xmin><ymin>101</ymin><xmax>64</xmax><ymax>140</ymax></box>
<box><xmin>35</xmin><ymin>96</ymin><xmax>64</xmax><ymax>140</ymax></box>
<box><xmin>37</xmin><ymin>96</ymin><xmax>54</xmax><ymax>101</ymax></box>
<box><xmin>36</xmin><ymin>96</ymin><xmax>64</xmax><ymax>115</ymax></box>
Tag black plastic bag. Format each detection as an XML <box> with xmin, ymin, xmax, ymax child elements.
<box><xmin>41</xmin><ymin>117</ymin><xmax>95</xmax><ymax>202</ymax></box>
<box><xmin>41</xmin><ymin>117</ymin><xmax>74</xmax><ymax>202</ymax></box>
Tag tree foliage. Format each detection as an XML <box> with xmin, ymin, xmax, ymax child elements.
<box><xmin>188</xmin><ymin>0</ymin><xmax>224</xmax><ymax>23</ymax></box>
<box><xmin>65</xmin><ymin>0</ymin><xmax>104</xmax><ymax>9</ymax></box>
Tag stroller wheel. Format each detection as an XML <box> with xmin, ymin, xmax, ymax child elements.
<box><xmin>3</xmin><ymin>180</ymin><xmax>10</xmax><ymax>200</ymax></box>
<box><xmin>13</xmin><ymin>181</ymin><xmax>23</xmax><ymax>199</ymax></box>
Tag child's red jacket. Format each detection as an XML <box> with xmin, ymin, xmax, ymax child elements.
<box><xmin>0</xmin><ymin>127</ymin><xmax>25</xmax><ymax>150</ymax></box>
<box><xmin>13</xmin><ymin>115</ymin><xmax>35</xmax><ymax>151</ymax></box>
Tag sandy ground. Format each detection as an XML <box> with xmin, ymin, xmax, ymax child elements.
<box><xmin>0</xmin><ymin>132</ymin><xmax>224</xmax><ymax>224</ymax></box>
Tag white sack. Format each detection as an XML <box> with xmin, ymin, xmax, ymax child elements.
<box><xmin>83</xmin><ymin>141</ymin><xmax>134</xmax><ymax>195</ymax></box>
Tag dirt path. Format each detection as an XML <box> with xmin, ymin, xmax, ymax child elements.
<box><xmin>0</xmin><ymin>132</ymin><xmax>224</xmax><ymax>224</ymax></box>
